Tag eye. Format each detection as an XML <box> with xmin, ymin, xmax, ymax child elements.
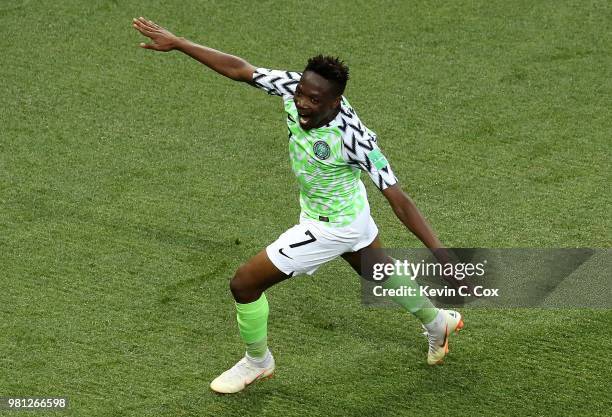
<box><xmin>311</xmin><ymin>97</ymin><xmax>319</xmax><ymax>104</ymax></box>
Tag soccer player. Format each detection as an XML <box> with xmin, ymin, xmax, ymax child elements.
<box><xmin>133</xmin><ymin>17</ymin><xmax>464</xmax><ymax>394</ymax></box>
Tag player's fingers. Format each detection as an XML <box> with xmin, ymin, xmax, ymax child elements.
<box><xmin>133</xmin><ymin>17</ymin><xmax>152</xmax><ymax>31</ymax></box>
<box><xmin>133</xmin><ymin>26</ymin><xmax>153</xmax><ymax>38</ymax></box>
<box><xmin>132</xmin><ymin>19</ymin><xmax>154</xmax><ymax>36</ymax></box>
<box><xmin>138</xmin><ymin>16</ymin><xmax>157</xmax><ymax>30</ymax></box>
<box><xmin>145</xmin><ymin>18</ymin><xmax>161</xmax><ymax>29</ymax></box>
<box><xmin>139</xmin><ymin>42</ymin><xmax>156</xmax><ymax>50</ymax></box>
<box><xmin>133</xmin><ymin>17</ymin><xmax>151</xmax><ymax>28</ymax></box>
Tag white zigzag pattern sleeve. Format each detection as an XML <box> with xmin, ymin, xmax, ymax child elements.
<box><xmin>251</xmin><ymin>68</ymin><xmax>301</xmax><ymax>99</ymax></box>
<box><xmin>339</xmin><ymin>103</ymin><xmax>398</xmax><ymax>191</ymax></box>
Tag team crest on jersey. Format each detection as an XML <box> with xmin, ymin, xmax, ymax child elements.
<box><xmin>313</xmin><ymin>140</ymin><xmax>331</xmax><ymax>160</ymax></box>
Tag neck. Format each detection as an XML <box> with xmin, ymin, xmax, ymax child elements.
<box><xmin>319</xmin><ymin>105</ymin><xmax>341</xmax><ymax>127</ymax></box>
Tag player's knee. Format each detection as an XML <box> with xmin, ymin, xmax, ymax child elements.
<box><xmin>230</xmin><ymin>265</ymin><xmax>260</xmax><ymax>303</ymax></box>
<box><xmin>229</xmin><ymin>273</ymin><xmax>245</xmax><ymax>300</ymax></box>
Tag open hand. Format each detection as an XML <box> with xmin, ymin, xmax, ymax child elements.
<box><xmin>132</xmin><ymin>17</ymin><xmax>179</xmax><ymax>52</ymax></box>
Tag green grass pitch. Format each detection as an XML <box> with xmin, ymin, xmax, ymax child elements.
<box><xmin>1</xmin><ymin>0</ymin><xmax>610</xmax><ymax>416</ymax></box>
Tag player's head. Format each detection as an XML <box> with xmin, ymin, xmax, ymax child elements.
<box><xmin>295</xmin><ymin>55</ymin><xmax>349</xmax><ymax>130</ymax></box>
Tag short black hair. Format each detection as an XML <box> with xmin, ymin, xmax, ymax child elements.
<box><xmin>304</xmin><ymin>55</ymin><xmax>349</xmax><ymax>96</ymax></box>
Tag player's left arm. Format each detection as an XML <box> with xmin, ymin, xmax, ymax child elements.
<box><xmin>341</xmin><ymin>121</ymin><xmax>450</xmax><ymax>261</ymax></box>
<box><xmin>382</xmin><ymin>184</ymin><xmax>445</xmax><ymax>253</ymax></box>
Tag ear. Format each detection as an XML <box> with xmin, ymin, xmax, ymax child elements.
<box><xmin>333</xmin><ymin>95</ymin><xmax>341</xmax><ymax>108</ymax></box>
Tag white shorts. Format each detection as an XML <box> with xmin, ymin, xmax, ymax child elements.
<box><xmin>266</xmin><ymin>207</ymin><xmax>379</xmax><ymax>277</ymax></box>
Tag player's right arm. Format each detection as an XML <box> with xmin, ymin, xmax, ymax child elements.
<box><xmin>132</xmin><ymin>17</ymin><xmax>255</xmax><ymax>82</ymax></box>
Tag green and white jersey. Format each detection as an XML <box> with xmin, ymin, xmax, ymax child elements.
<box><xmin>252</xmin><ymin>68</ymin><xmax>398</xmax><ymax>227</ymax></box>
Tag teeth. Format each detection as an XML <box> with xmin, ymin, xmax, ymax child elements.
<box><xmin>299</xmin><ymin>116</ymin><xmax>308</xmax><ymax>124</ymax></box>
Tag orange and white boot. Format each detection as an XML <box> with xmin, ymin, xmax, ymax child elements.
<box><xmin>423</xmin><ymin>310</ymin><xmax>464</xmax><ymax>365</ymax></box>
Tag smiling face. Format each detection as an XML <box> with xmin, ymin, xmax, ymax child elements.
<box><xmin>294</xmin><ymin>70</ymin><xmax>342</xmax><ymax>130</ymax></box>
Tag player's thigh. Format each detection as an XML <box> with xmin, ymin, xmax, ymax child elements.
<box><xmin>341</xmin><ymin>235</ymin><xmax>391</xmax><ymax>278</ymax></box>
<box><xmin>267</xmin><ymin>222</ymin><xmax>349</xmax><ymax>277</ymax></box>
<box><xmin>342</xmin><ymin>235</ymin><xmax>380</xmax><ymax>274</ymax></box>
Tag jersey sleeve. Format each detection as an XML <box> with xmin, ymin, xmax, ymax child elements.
<box><xmin>251</xmin><ymin>68</ymin><xmax>301</xmax><ymax>99</ymax></box>
<box><xmin>340</xmin><ymin>110</ymin><xmax>398</xmax><ymax>191</ymax></box>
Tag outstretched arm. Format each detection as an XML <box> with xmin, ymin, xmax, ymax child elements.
<box><xmin>383</xmin><ymin>183</ymin><xmax>478</xmax><ymax>295</ymax></box>
<box><xmin>132</xmin><ymin>17</ymin><xmax>255</xmax><ymax>82</ymax></box>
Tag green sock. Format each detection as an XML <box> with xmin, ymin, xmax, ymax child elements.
<box><xmin>383</xmin><ymin>273</ymin><xmax>439</xmax><ymax>324</ymax></box>
<box><xmin>235</xmin><ymin>293</ymin><xmax>269</xmax><ymax>359</ymax></box>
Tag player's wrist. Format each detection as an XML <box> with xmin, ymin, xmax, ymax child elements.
<box><xmin>172</xmin><ymin>36</ymin><xmax>188</xmax><ymax>51</ymax></box>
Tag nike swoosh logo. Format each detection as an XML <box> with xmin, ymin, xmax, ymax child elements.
<box><xmin>279</xmin><ymin>248</ymin><xmax>293</xmax><ymax>259</ymax></box>
<box><xmin>246</xmin><ymin>369</ymin><xmax>267</xmax><ymax>386</ymax></box>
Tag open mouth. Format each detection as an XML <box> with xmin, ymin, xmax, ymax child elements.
<box><xmin>298</xmin><ymin>112</ymin><xmax>312</xmax><ymax>126</ymax></box>
<box><xmin>296</xmin><ymin>106</ymin><xmax>312</xmax><ymax>126</ymax></box>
